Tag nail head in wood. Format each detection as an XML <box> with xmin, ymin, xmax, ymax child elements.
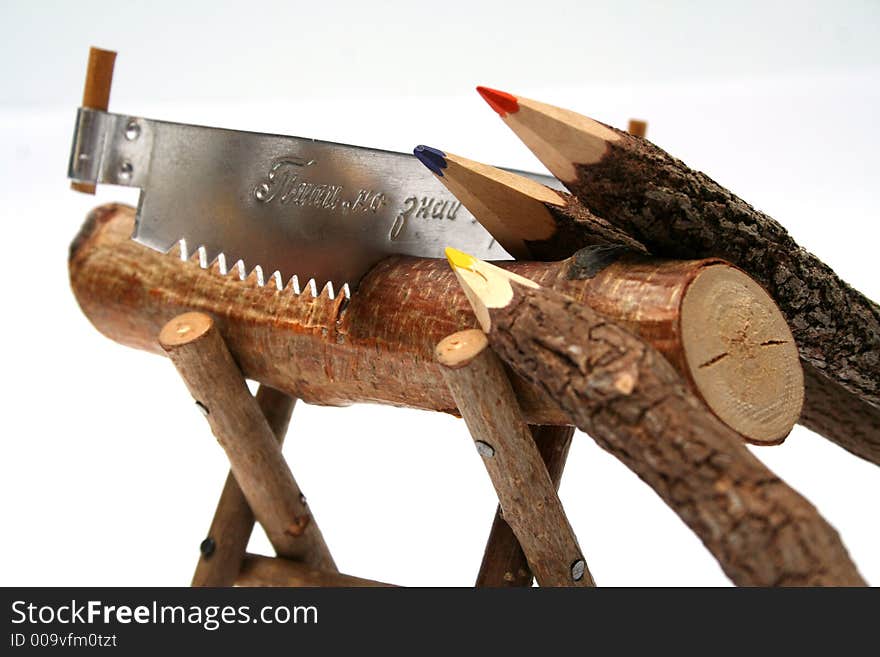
<box><xmin>199</xmin><ymin>537</ymin><xmax>216</xmax><ymax>558</ymax></box>
<box><xmin>474</xmin><ymin>441</ymin><xmax>495</xmax><ymax>458</ymax></box>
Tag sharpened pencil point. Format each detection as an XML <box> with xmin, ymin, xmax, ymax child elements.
<box><xmin>476</xmin><ymin>86</ymin><xmax>519</xmax><ymax>117</ymax></box>
<box><xmin>445</xmin><ymin>247</ymin><xmax>476</xmax><ymax>271</ymax></box>
<box><xmin>413</xmin><ymin>145</ymin><xmax>447</xmax><ymax>177</ymax></box>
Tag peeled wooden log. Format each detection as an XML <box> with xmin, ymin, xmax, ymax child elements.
<box><xmin>69</xmin><ymin>204</ymin><xmax>802</xmax><ymax>443</ymax></box>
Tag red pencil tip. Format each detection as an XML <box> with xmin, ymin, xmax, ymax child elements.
<box><xmin>476</xmin><ymin>86</ymin><xmax>519</xmax><ymax>117</ymax></box>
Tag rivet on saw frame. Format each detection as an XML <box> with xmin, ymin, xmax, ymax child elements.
<box><xmin>474</xmin><ymin>441</ymin><xmax>495</xmax><ymax>458</ymax></box>
<box><xmin>117</xmin><ymin>160</ymin><xmax>133</xmax><ymax>182</ymax></box>
<box><xmin>571</xmin><ymin>558</ymin><xmax>586</xmax><ymax>582</ymax></box>
<box><xmin>124</xmin><ymin>119</ymin><xmax>141</xmax><ymax>140</ymax></box>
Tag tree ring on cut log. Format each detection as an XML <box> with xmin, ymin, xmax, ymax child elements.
<box><xmin>680</xmin><ymin>265</ymin><xmax>804</xmax><ymax>445</ymax></box>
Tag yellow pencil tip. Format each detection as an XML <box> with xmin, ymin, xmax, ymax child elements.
<box><xmin>445</xmin><ymin>247</ymin><xmax>476</xmax><ymax>270</ymax></box>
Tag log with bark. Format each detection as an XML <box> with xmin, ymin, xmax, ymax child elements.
<box><xmin>192</xmin><ymin>385</ymin><xmax>297</xmax><ymax>586</ymax></box>
<box><xmin>159</xmin><ymin>311</ymin><xmax>335</xmax><ymax>571</ymax></box>
<box><xmin>70</xmin><ymin>203</ymin><xmax>802</xmax><ymax>445</ymax></box>
<box><xmin>437</xmin><ymin>329</ymin><xmax>593</xmax><ymax>587</ymax></box>
<box><xmin>476</xmin><ymin>424</ymin><xmax>574</xmax><ymax>587</ymax></box>
<box><xmin>473</xmin><ymin>87</ymin><xmax>880</xmax><ymax>464</ymax></box>
<box><xmin>445</xmin><ymin>249</ymin><xmax>864</xmax><ymax>586</ymax></box>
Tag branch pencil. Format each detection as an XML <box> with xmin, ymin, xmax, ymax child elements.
<box><xmin>413</xmin><ymin>146</ymin><xmax>645</xmax><ymax>259</ymax></box>
<box><xmin>471</xmin><ymin>87</ymin><xmax>880</xmax><ymax>465</ymax></box>
<box><xmin>445</xmin><ymin>247</ymin><xmax>864</xmax><ymax>586</ymax></box>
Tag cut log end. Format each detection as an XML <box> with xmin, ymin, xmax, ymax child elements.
<box><xmin>435</xmin><ymin>329</ymin><xmax>490</xmax><ymax>369</ymax></box>
<box><xmin>158</xmin><ymin>312</ymin><xmax>215</xmax><ymax>348</ymax></box>
<box><xmin>681</xmin><ymin>264</ymin><xmax>804</xmax><ymax>445</ymax></box>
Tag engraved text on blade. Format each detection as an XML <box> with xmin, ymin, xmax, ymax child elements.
<box><xmin>253</xmin><ymin>156</ymin><xmax>387</xmax><ymax>214</ymax></box>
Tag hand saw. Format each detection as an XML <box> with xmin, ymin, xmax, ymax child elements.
<box><xmin>67</xmin><ymin>51</ymin><xmax>561</xmax><ymax>297</ymax></box>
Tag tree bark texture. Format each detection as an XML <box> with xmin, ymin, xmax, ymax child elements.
<box><xmin>486</xmin><ymin>283</ymin><xmax>864</xmax><ymax>586</ymax></box>
<box><xmin>191</xmin><ymin>386</ymin><xmax>296</xmax><ymax>587</ymax></box>
<box><xmin>567</xmin><ymin>127</ymin><xmax>880</xmax><ymax>463</ymax></box>
<box><xmin>476</xmin><ymin>425</ymin><xmax>574</xmax><ymax>587</ymax></box>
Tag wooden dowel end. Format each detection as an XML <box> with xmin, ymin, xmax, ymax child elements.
<box><xmin>436</xmin><ymin>330</ymin><xmax>593</xmax><ymax>587</ymax></box>
<box><xmin>159</xmin><ymin>312</ymin><xmax>335</xmax><ymax>571</ymax></box>
<box><xmin>71</xmin><ymin>47</ymin><xmax>117</xmax><ymax>195</ymax></box>
<box><xmin>627</xmin><ymin>119</ymin><xmax>648</xmax><ymax>138</ymax></box>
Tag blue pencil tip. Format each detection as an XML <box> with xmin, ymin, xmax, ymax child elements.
<box><xmin>413</xmin><ymin>145</ymin><xmax>447</xmax><ymax>177</ymax></box>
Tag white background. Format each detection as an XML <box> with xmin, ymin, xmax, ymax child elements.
<box><xmin>1</xmin><ymin>0</ymin><xmax>878</xmax><ymax>586</ymax></box>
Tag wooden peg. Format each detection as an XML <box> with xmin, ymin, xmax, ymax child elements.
<box><xmin>192</xmin><ymin>386</ymin><xmax>296</xmax><ymax>586</ymax></box>
<box><xmin>476</xmin><ymin>425</ymin><xmax>574</xmax><ymax>586</ymax></box>
<box><xmin>71</xmin><ymin>47</ymin><xmax>116</xmax><ymax>195</ymax></box>
<box><xmin>436</xmin><ymin>329</ymin><xmax>593</xmax><ymax>587</ymax></box>
<box><xmin>627</xmin><ymin>119</ymin><xmax>648</xmax><ymax>138</ymax></box>
<box><xmin>159</xmin><ymin>312</ymin><xmax>335</xmax><ymax>571</ymax></box>
<box><xmin>236</xmin><ymin>554</ymin><xmax>396</xmax><ymax>588</ymax></box>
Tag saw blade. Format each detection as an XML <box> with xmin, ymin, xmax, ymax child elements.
<box><xmin>68</xmin><ymin>108</ymin><xmax>562</xmax><ymax>295</ymax></box>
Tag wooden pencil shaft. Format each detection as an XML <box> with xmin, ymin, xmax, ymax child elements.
<box><xmin>191</xmin><ymin>386</ymin><xmax>296</xmax><ymax>587</ymax></box>
<box><xmin>437</xmin><ymin>330</ymin><xmax>593</xmax><ymax>587</ymax></box>
<box><xmin>236</xmin><ymin>554</ymin><xmax>395</xmax><ymax>588</ymax></box>
<box><xmin>476</xmin><ymin>425</ymin><xmax>573</xmax><ymax>587</ymax></box>
<box><xmin>485</xmin><ymin>283</ymin><xmax>864</xmax><ymax>586</ymax></box>
<box><xmin>71</xmin><ymin>47</ymin><xmax>116</xmax><ymax>195</ymax></box>
<box><xmin>70</xmin><ymin>204</ymin><xmax>800</xmax><ymax>444</ymax></box>
<box><xmin>490</xmin><ymin>94</ymin><xmax>879</xmax><ymax>464</ymax></box>
<box><xmin>158</xmin><ymin>312</ymin><xmax>335</xmax><ymax>570</ymax></box>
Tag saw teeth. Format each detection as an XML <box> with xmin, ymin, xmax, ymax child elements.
<box><xmin>168</xmin><ymin>240</ymin><xmax>352</xmax><ymax>299</ymax></box>
<box><xmin>233</xmin><ymin>259</ymin><xmax>246</xmax><ymax>281</ymax></box>
<box><xmin>252</xmin><ymin>265</ymin><xmax>265</xmax><ymax>287</ymax></box>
